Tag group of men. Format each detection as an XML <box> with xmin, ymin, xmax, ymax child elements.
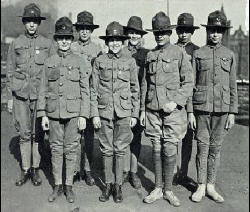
<box><xmin>6</xmin><ymin>3</ymin><xmax>237</xmax><ymax>207</ymax></box>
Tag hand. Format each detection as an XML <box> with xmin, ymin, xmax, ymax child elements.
<box><xmin>188</xmin><ymin>113</ymin><xmax>196</xmax><ymax>130</ymax></box>
<box><xmin>7</xmin><ymin>99</ymin><xmax>13</xmax><ymax>113</ymax></box>
<box><xmin>140</xmin><ymin>111</ymin><xmax>146</xmax><ymax>127</ymax></box>
<box><xmin>78</xmin><ymin>117</ymin><xmax>86</xmax><ymax>131</ymax></box>
<box><xmin>42</xmin><ymin>116</ymin><xmax>49</xmax><ymax>131</ymax></box>
<box><xmin>92</xmin><ymin>116</ymin><xmax>101</xmax><ymax>129</ymax></box>
<box><xmin>163</xmin><ymin>101</ymin><xmax>177</xmax><ymax>113</ymax></box>
<box><xmin>225</xmin><ymin>114</ymin><xmax>235</xmax><ymax>130</ymax></box>
<box><xmin>130</xmin><ymin>117</ymin><xmax>137</xmax><ymax>128</ymax></box>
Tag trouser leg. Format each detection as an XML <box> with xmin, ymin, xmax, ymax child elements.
<box><xmin>98</xmin><ymin>117</ymin><xmax>114</xmax><ymax>184</ymax></box>
<box><xmin>83</xmin><ymin>120</ymin><xmax>94</xmax><ymax>172</ymax></box>
<box><xmin>49</xmin><ymin>118</ymin><xmax>64</xmax><ymax>185</ymax></box>
<box><xmin>207</xmin><ymin>113</ymin><xmax>228</xmax><ymax>184</ymax></box>
<box><xmin>114</xmin><ymin>116</ymin><xmax>132</xmax><ymax>185</ymax></box>
<box><xmin>195</xmin><ymin>112</ymin><xmax>211</xmax><ymax>184</ymax></box>
<box><xmin>64</xmin><ymin>118</ymin><xmax>81</xmax><ymax>186</ymax></box>
<box><xmin>13</xmin><ymin>96</ymin><xmax>32</xmax><ymax>171</ymax></box>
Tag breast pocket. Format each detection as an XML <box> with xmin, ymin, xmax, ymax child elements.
<box><xmin>34</xmin><ymin>47</ymin><xmax>49</xmax><ymax>65</ymax></box>
<box><xmin>99</xmin><ymin>63</ymin><xmax>112</xmax><ymax>82</ymax></box>
<box><xmin>220</xmin><ymin>57</ymin><xmax>231</xmax><ymax>72</ymax></box>
<box><xmin>117</xmin><ymin>65</ymin><xmax>130</xmax><ymax>82</ymax></box>
<box><xmin>162</xmin><ymin>58</ymin><xmax>179</xmax><ymax>73</ymax></box>
<box><xmin>66</xmin><ymin>66</ymin><xmax>80</xmax><ymax>81</ymax></box>
<box><xmin>15</xmin><ymin>45</ymin><xmax>28</xmax><ymax>65</ymax></box>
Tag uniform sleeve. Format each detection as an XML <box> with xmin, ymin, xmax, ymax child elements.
<box><xmin>130</xmin><ymin>59</ymin><xmax>140</xmax><ymax>118</ymax></box>
<box><xmin>6</xmin><ymin>41</ymin><xmax>15</xmax><ymax>100</ymax></box>
<box><xmin>229</xmin><ymin>52</ymin><xmax>238</xmax><ymax>113</ymax></box>
<box><xmin>186</xmin><ymin>50</ymin><xmax>198</xmax><ymax>113</ymax></box>
<box><xmin>79</xmin><ymin>60</ymin><xmax>90</xmax><ymax>118</ymax></box>
<box><xmin>37</xmin><ymin>63</ymin><xmax>48</xmax><ymax>117</ymax></box>
<box><xmin>173</xmin><ymin>50</ymin><xmax>194</xmax><ymax>107</ymax></box>
<box><xmin>90</xmin><ymin>59</ymin><xmax>100</xmax><ymax>118</ymax></box>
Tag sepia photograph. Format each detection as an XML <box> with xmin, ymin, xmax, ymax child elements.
<box><xmin>1</xmin><ymin>0</ymin><xmax>249</xmax><ymax>212</ymax></box>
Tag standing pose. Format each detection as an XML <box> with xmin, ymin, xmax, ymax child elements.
<box><xmin>37</xmin><ymin>17</ymin><xmax>90</xmax><ymax>203</ymax></box>
<box><xmin>90</xmin><ymin>21</ymin><xmax>140</xmax><ymax>203</ymax></box>
<box><xmin>6</xmin><ymin>3</ymin><xmax>52</xmax><ymax>187</ymax></box>
<box><xmin>72</xmin><ymin>10</ymin><xmax>102</xmax><ymax>186</ymax></box>
<box><xmin>140</xmin><ymin>12</ymin><xmax>193</xmax><ymax>207</ymax></box>
<box><xmin>122</xmin><ymin>16</ymin><xmax>149</xmax><ymax>189</ymax></box>
<box><xmin>189</xmin><ymin>10</ymin><xmax>238</xmax><ymax>203</ymax></box>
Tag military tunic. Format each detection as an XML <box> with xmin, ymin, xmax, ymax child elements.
<box><xmin>37</xmin><ymin>50</ymin><xmax>90</xmax><ymax>185</ymax></box>
<box><xmin>188</xmin><ymin>43</ymin><xmax>238</xmax><ymax>184</ymax></box>
<box><xmin>6</xmin><ymin>33</ymin><xmax>53</xmax><ymax>170</ymax></box>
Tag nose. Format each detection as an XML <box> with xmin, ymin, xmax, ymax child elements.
<box><xmin>30</xmin><ymin>21</ymin><xmax>34</xmax><ymax>27</ymax></box>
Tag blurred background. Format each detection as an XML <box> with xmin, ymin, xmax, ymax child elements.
<box><xmin>1</xmin><ymin>0</ymin><xmax>249</xmax><ymax>120</ymax></box>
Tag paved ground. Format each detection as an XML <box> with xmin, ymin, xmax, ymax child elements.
<box><xmin>1</xmin><ymin>111</ymin><xmax>249</xmax><ymax>212</ymax></box>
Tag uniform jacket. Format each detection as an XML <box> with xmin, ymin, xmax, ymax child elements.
<box><xmin>123</xmin><ymin>45</ymin><xmax>149</xmax><ymax>110</ymax></box>
<box><xmin>141</xmin><ymin>43</ymin><xmax>194</xmax><ymax>111</ymax></box>
<box><xmin>37</xmin><ymin>50</ymin><xmax>90</xmax><ymax>119</ymax></box>
<box><xmin>176</xmin><ymin>41</ymin><xmax>199</xmax><ymax>112</ymax></box>
<box><xmin>71</xmin><ymin>40</ymin><xmax>102</xmax><ymax>78</ymax></box>
<box><xmin>6</xmin><ymin>33</ymin><xmax>54</xmax><ymax>100</ymax></box>
<box><xmin>90</xmin><ymin>50</ymin><xmax>140</xmax><ymax>119</ymax></box>
<box><xmin>187</xmin><ymin>44</ymin><xmax>238</xmax><ymax>113</ymax></box>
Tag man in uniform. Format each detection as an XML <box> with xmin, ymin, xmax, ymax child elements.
<box><xmin>140</xmin><ymin>12</ymin><xmax>193</xmax><ymax>207</ymax></box>
<box><xmin>122</xmin><ymin>16</ymin><xmax>149</xmax><ymax>189</ymax></box>
<box><xmin>174</xmin><ymin>13</ymin><xmax>200</xmax><ymax>185</ymax></box>
<box><xmin>71</xmin><ymin>10</ymin><xmax>102</xmax><ymax>186</ymax></box>
<box><xmin>189</xmin><ymin>10</ymin><xmax>238</xmax><ymax>203</ymax></box>
<box><xmin>90</xmin><ymin>21</ymin><xmax>140</xmax><ymax>203</ymax></box>
<box><xmin>6</xmin><ymin>3</ymin><xmax>53</xmax><ymax>187</ymax></box>
<box><xmin>37</xmin><ymin>17</ymin><xmax>90</xmax><ymax>203</ymax></box>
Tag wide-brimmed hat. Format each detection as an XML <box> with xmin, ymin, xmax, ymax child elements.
<box><xmin>201</xmin><ymin>10</ymin><xmax>232</xmax><ymax>29</ymax></box>
<box><xmin>124</xmin><ymin>16</ymin><xmax>148</xmax><ymax>35</ymax></box>
<box><xmin>99</xmin><ymin>21</ymin><xmax>130</xmax><ymax>40</ymax></box>
<box><xmin>73</xmin><ymin>11</ymin><xmax>99</xmax><ymax>30</ymax></box>
<box><xmin>146</xmin><ymin>12</ymin><xmax>176</xmax><ymax>32</ymax></box>
<box><xmin>18</xmin><ymin>3</ymin><xmax>46</xmax><ymax>20</ymax></box>
<box><xmin>54</xmin><ymin>17</ymin><xmax>74</xmax><ymax>39</ymax></box>
<box><xmin>176</xmin><ymin>13</ymin><xmax>199</xmax><ymax>30</ymax></box>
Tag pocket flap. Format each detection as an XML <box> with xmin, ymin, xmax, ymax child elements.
<box><xmin>120</xmin><ymin>93</ymin><xmax>129</xmax><ymax>100</ymax></box>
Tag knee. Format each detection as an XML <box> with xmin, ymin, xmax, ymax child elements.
<box><xmin>163</xmin><ymin>143</ymin><xmax>177</xmax><ymax>157</ymax></box>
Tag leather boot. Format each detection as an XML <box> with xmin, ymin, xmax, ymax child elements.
<box><xmin>16</xmin><ymin>169</ymin><xmax>29</xmax><ymax>186</ymax></box>
<box><xmin>48</xmin><ymin>185</ymin><xmax>63</xmax><ymax>202</ymax></box>
<box><xmin>65</xmin><ymin>185</ymin><xmax>75</xmax><ymax>203</ymax></box>
<box><xmin>31</xmin><ymin>168</ymin><xmax>42</xmax><ymax>186</ymax></box>
<box><xmin>130</xmin><ymin>172</ymin><xmax>141</xmax><ymax>189</ymax></box>
<box><xmin>85</xmin><ymin>171</ymin><xmax>95</xmax><ymax>186</ymax></box>
<box><xmin>113</xmin><ymin>183</ymin><xmax>123</xmax><ymax>203</ymax></box>
<box><xmin>99</xmin><ymin>183</ymin><xmax>113</xmax><ymax>202</ymax></box>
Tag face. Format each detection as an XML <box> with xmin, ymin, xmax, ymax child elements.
<box><xmin>77</xmin><ymin>27</ymin><xmax>92</xmax><ymax>42</ymax></box>
<box><xmin>23</xmin><ymin>19</ymin><xmax>40</xmax><ymax>35</ymax></box>
<box><xmin>154</xmin><ymin>31</ymin><xmax>172</xmax><ymax>46</ymax></box>
<box><xmin>107</xmin><ymin>38</ymin><xmax>123</xmax><ymax>54</ymax></box>
<box><xmin>176</xmin><ymin>28</ymin><xmax>194</xmax><ymax>44</ymax></box>
<box><xmin>207</xmin><ymin>27</ymin><xmax>224</xmax><ymax>44</ymax></box>
<box><xmin>127</xmin><ymin>30</ymin><xmax>142</xmax><ymax>46</ymax></box>
<box><xmin>56</xmin><ymin>36</ymin><xmax>73</xmax><ymax>51</ymax></box>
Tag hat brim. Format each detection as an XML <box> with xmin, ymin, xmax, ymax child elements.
<box><xmin>54</xmin><ymin>34</ymin><xmax>74</xmax><ymax>39</ymax></box>
<box><xmin>201</xmin><ymin>24</ymin><xmax>232</xmax><ymax>29</ymax></box>
<box><xmin>73</xmin><ymin>23</ymin><xmax>99</xmax><ymax>30</ymax></box>
<box><xmin>176</xmin><ymin>25</ymin><xmax>200</xmax><ymax>29</ymax></box>
<box><xmin>99</xmin><ymin>35</ymin><xmax>130</xmax><ymax>40</ymax></box>
<box><xmin>146</xmin><ymin>25</ymin><xmax>176</xmax><ymax>32</ymax></box>
<box><xmin>19</xmin><ymin>16</ymin><xmax>46</xmax><ymax>20</ymax></box>
<box><xmin>123</xmin><ymin>26</ymin><xmax>148</xmax><ymax>35</ymax></box>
